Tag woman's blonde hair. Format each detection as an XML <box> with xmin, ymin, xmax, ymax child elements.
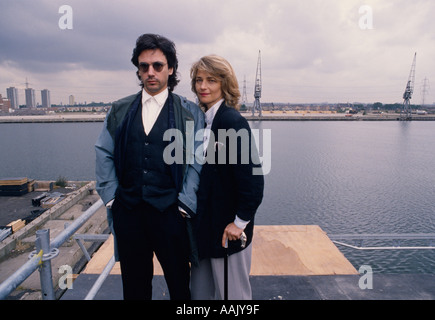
<box><xmin>190</xmin><ymin>55</ymin><xmax>241</xmax><ymax>109</ymax></box>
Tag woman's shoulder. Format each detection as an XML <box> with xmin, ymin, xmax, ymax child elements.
<box><xmin>219</xmin><ymin>105</ymin><xmax>249</xmax><ymax>130</ymax></box>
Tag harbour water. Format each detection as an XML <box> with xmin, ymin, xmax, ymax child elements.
<box><xmin>1</xmin><ymin>120</ymin><xmax>435</xmax><ymax>273</ymax></box>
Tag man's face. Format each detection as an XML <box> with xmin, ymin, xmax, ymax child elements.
<box><xmin>137</xmin><ymin>49</ymin><xmax>173</xmax><ymax>96</ymax></box>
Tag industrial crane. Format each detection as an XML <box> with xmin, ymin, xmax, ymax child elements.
<box><xmin>252</xmin><ymin>50</ymin><xmax>262</xmax><ymax>116</ymax></box>
<box><xmin>401</xmin><ymin>52</ymin><xmax>416</xmax><ymax>120</ymax></box>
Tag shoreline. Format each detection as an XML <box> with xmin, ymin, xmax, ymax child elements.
<box><xmin>1</xmin><ymin>112</ymin><xmax>435</xmax><ymax>123</ymax></box>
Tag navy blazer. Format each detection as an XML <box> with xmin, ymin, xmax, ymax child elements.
<box><xmin>195</xmin><ymin>103</ymin><xmax>264</xmax><ymax>258</ymax></box>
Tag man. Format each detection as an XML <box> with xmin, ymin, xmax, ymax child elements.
<box><xmin>95</xmin><ymin>34</ymin><xmax>204</xmax><ymax>300</ymax></box>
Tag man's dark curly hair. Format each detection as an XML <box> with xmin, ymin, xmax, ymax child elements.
<box><xmin>131</xmin><ymin>34</ymin><xmax>179</xmax><ymax>91</ymax></box>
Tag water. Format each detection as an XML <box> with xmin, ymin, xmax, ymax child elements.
<box><xmin>1</xmin><ymin>120</ymin><xmax>435</xmax><ymax>273</ymax></box>
<box><xmin>252</xmin><ymin>121</ymin><xmax>435</xmax><ymax>274</ymax></box>
<box><xmin>0</xmin><ymin>122</ymin><xmax>104</xmax><ymax>180</ymax></box>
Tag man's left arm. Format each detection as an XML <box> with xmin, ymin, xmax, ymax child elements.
<box><xmin>95</xmin><ymin>111</ymin><xmax>118</xmax><ymax>206</ymax></box>
<box><xmin>178</xmin><ymin>102</ymin><xmax>205</xmax><ymax>217</ymax></box>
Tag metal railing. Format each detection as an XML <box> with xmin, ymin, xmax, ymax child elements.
<box><xmin>0</xmin><ymin>198</ymin><xmax>105</xmax><ymax>300</ymax></box>
<box><xmin>329</xmin><ymin>233</ymin><xmax>435</xmax><ymax>250</ymax></box>
<box><xmin>5</xmin><ymin>202</ymin><xmax>435</xmax><ymax>300</ymax></box>
<box><xmin>84</xmin><ymin>255</ymin><xmax>116</xmax><ymax>300</ymax></box>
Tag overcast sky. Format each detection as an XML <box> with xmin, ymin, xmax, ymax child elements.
<box><xmin>1</xmin><ymin>0</ymin><xmax>434</xmax><ymax>105</ymax></box>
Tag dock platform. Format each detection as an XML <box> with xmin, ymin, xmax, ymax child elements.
<box><xmin>61</xmin><ymin>225</ymin><xmax>435</xmax><ymax>300</ymax></box>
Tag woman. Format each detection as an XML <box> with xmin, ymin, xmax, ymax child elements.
<box><xmin>190</xmin><ymin>55</ymin><xmax>264</xmax><ymax>300</ymax></box>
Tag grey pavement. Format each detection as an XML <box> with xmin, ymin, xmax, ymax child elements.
<box><xmin>61</xmin><ymin>273</ymin><xmax>435</xmax><ymax>300</ymax></box>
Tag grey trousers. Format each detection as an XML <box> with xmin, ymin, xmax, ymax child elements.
<box><xmin>190</xmin><ymin>244</ymin><xmax>252</xmax><ymax>300</ymax></box>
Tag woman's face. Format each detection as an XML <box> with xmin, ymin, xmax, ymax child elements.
<box><xmin>195</xmin><ymin>70</ymin><xmax>223</xmax><ymax>110</ymax></box>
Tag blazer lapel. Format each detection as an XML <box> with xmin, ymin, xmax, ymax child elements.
<box><xmin>210</xmin><ymin>101</ymin><xmax>227</xmax><ymax>133</ymax></box>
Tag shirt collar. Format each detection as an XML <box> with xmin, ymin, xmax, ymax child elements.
<box><xmin>205</xmin><ymin>99</ymin><xmax>224</xmax><ymax>126</ymax></box>
<box><xmin>142</xmin><ymin>88</ymin><xmax>169</xmax><ymax>107</ymax></box>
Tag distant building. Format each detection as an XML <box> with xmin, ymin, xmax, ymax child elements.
<box><xmin>69</xmin><ymin>95</ymin><xmax>75</xmax><ymax>106</ymax></box>
<box><xmin>6</xmin><ymin>87</ymin><xmax>19</xmax><ymax>109</ymax></box>
<box><xmin>25</xmin><ymin>88</ymin><xmax>36</xmax><ymax>108</ymax></box>
<box><xmin>41</xmin><ymin>89</ymin><xmax>51</xmax><ymax>108</ymax></box>
<box><xmin>0</xmin><ymin>94</ymin><xmax>11</xmax><ymax>112</ymax></box>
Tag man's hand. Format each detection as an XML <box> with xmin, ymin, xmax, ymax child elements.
<box><xmin>222</xmin><ymin>222</ymin><xmax>244</xmax><ymax>248</ymax></box>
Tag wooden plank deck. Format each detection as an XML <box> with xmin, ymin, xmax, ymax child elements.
<box><xmin>251</xmin><ymin>225</ymin><xmax>357</xmax><ymax>275</ymax></box>
<box><xmin>82</xmin><ymin>225</ymin><xmax>358</xmax><ymax>276</ymax></box>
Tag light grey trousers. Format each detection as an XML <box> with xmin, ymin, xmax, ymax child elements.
<box><xmin>190</xmin><ymin>244</ymin><xmax>252</xmax><ymax>300</ymax></box>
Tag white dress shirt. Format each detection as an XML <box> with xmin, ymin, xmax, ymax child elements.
<box><xmin>203</xmin><ymin>99</ymin><xmax>250</xmax><ymax>230</ymax></box>
<box><xmin>141</xmin><ymin>88</ymin><xmax>168</xmax><ymax>135</ymax></box>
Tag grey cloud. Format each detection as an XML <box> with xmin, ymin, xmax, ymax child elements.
<box><xmin>0</xmin><ymin>0</ymin><xmax>226</xmax><ymax>74</ymax></box>
<box><xmin>0</xmin><ymin>1</ymin><xmax>132</xmax><ymax>73</ymax></box>
<box><xmin>1</xmin><ymin>0</ymin><xmax>434</xmax><ymax>104</ymax></box>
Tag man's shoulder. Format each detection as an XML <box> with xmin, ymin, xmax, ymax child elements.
<box><xmin>106</xmin><ymin>92</ymin><xmax>141</xmax><ymax>138</ymax></box>
<box><xmin>112</xmin><ymin>92</ymin><xmax>141</xmax><ymax>110</ymax></box>
<box><xmin>172</xmin><ymin>93</ymin><xmax>204</xmax><ymax>119</ymax></box>
<box><xmin>108</xmin><ymin>92</ymin><xmax>141</xmax><ymax>123</ymax></box>
<box><xmin>172</xmin><ymin>92</ymin><xmax>195</xmax><ymax>109</ymax></box>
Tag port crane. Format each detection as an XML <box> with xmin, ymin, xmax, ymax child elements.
<box><xmin>252</xmin><ymin>50</ymin><xmax>262</xmax><ymax>116</ymax></box>
<box><xmin>401</xmin><ymin>52</ymin><xmax>416</xmax><ymax>120</ymax></box>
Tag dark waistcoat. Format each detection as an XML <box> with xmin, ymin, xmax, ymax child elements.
<box><xmin>115</xmin><ymin>99</ymin><xmax>177</xmax><ymax>212</ymax></box>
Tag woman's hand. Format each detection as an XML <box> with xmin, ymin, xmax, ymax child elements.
<box><xmin>222</xmin><ymin>222</ymin><xmax>244</xmax><ymax>248</ymax></box>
